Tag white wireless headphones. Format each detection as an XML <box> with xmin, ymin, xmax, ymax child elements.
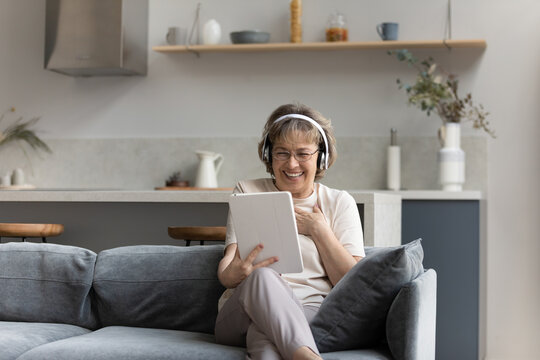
<box><xmin>262</xmin><ymin>114</ymin><xmax>329</xmax><ymax>170</ymax></box>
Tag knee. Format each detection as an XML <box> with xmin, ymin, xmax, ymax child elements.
<box><xmin>243</xmin><ymin>267</ymin><xmax>280</xmax><ymax>288</ymax></box>
<box><xmin>250</xmin><ymin>267</ymin><xmax>278</xmax><ymax>281</ymax></box>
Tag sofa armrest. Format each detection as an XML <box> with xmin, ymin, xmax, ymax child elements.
<box><xmin>386</xmin><ymin>269</ymin><xmax>437</xmax><ymax>360</ymax></box>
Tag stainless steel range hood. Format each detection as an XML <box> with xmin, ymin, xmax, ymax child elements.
<box><xmin>45</xmin><ymin>0</ymin><xmax>148</xmax><ymax>77</ymax></box>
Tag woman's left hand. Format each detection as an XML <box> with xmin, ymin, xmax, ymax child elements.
<box><xmin>295</xmin><ymin>205</ymin><xmax>328</xmax><ymax>237</ymax></box>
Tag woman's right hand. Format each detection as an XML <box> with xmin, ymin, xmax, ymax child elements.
<box><xmin>218</xmin><ymin>243</ymin><xmax>279</xmax><ymax>289</ymax></box>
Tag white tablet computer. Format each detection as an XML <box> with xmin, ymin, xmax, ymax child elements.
<box><xmin>228</xmin><ymin>192</ymin><xmax>304</xmax><ymax>274</ymax></box>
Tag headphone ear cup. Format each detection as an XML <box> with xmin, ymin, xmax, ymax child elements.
<box><xmin>263</xmin><ymin>137</ymin><xmax>271</xmax><ymax>163</ymax></box>
<box><xmin>318</xmin><ymin>152</ymin><xmax>326</xmax><ymax>170</ymax></box>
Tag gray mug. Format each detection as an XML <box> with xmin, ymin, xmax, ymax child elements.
<box><xmin>376</xmin><ymin>22</ymin><xmax>399</xmax><ymax>41</ymax></box>
<box><xmin>166</xmin><ymin>26</ymin><xmax>187</xmax><ymax>45</ymax></box>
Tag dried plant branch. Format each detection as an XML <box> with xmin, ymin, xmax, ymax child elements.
<box><xmin>389</xmin><ymin>50</ymin><xmax>496</xmax><ymax>138</ymax></box>
<box><xmin>0</xmin><ymin>108</ymin><xmax>51</xmax><ymax>153</ymax></box>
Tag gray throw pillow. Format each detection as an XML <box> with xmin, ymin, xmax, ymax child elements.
<box><xmin>0</xmin><ymin>242</ymin><xmax>98</xmax><ymax>329</ymax></box>
<box><xmin>310</xmin><ymin>239</ymin><xmax>424</xmax><ymax>352</ymax></box>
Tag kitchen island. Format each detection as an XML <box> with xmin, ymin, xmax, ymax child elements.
<box><xmin>0</xmin><ymin>189</ymin><xmax>402</xmax><ymax>252</ymax></box>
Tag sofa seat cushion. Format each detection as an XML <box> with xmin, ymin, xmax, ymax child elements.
<box><xmin>0</xmin><ymin>242</ymin><xmax>98</xmax><ymax>329</ymax></box>
<box><xmin>321</xmin><ymin>347</ymin><xmax>393</xmax><ymax>360</ymax></box>
<box><xmin>93</xmin><ymin>245</ymin><xmax>225</xmax><ymax>333</ymax></box>
<box><xmin>0</xmin><ymin>321</ymin><xmax>91</xmax><ymax>360</ymax></box>
<box><xmin>17</xmin><ymin>326</ymin><xmax>246</xmax><ymax>360</ymax></box>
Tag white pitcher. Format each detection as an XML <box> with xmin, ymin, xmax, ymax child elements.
<box><xmin>194</xmin><ymin>150</ymin><xmax>223</xmax><ymax>188</ymax></box>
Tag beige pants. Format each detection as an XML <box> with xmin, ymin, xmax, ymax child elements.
<box><xmin>215</xmin><ymin>267</ymin><xmax>320</xmax><ymax>360</ymax></box>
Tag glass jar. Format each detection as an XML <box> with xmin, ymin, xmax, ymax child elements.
<box><xmin>326</xmin><ymin>12</ymin><xmax>348</xmax><ymax>42</ymax></box>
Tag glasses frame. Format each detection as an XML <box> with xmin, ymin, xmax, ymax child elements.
<box><xmin>271</xmin><ymin>149</ymin><xmax>320</xmax><ymax>162</ymax></box>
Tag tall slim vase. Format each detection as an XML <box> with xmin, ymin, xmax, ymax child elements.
<box><xmin>438</xmin><ymin>122</ymin><xmax>465</xmax><ymax>191</ymax></box>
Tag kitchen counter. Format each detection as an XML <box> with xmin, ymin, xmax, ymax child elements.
<box><xmin>0</xmin><ymin>188</ymin><xmax>403</xmax><ymax>250</ymax></box>
<box><xmin>0</xmin><ymin>189</ymin><xmax>481</xmax><ymax>251</ymax></box>
<box><xmin>0</xmin><ymin>189</ymin><xmax>482</xmax><ymax>202</ymax></box>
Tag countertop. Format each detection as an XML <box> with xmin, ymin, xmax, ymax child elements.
<box><xmin>0</xmin><ymin>189</ymin><xmax>482</xmax><ymax>202</ymax></box>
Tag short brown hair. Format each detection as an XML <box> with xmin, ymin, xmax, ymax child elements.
<box><xmin>257</xmin><ymin>103</ymin><xmax>337</xmax><ymax>180</ymax></box>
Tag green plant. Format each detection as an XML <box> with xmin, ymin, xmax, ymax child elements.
<box><xmin>389</xmin><ymin>49</ymin><xmax>495</xmax><ymax>138</ymax></box>
<box><xmin>0</xmin><ymin>107</ymin><xmax>51</xmax><ymax>153</ymax></box>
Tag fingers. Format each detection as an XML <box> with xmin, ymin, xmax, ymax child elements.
<box><xmin>245</xmin><ymin>243</ymin><xmax>264</xmax><ymax>264</ymax></box>
<box><xmin>253</xmin><ymin>256</ymin><xmax>279</xmax><ymax>269</ymax></box>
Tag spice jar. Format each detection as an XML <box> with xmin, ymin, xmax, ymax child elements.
<box><xmin>326</xmin><ymin>11</ymin><xmax>348</xmax><ymax>42</ymax></box>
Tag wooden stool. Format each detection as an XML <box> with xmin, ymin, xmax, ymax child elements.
<box><xmin>168</xmin><ymin>226</ymin><xmax>226</xmax><ymax>246</ymax></box>
<box><xmin>0</xmin><ymin>223</ymin><xmax>64</xmax><ymax>243</ymax></box>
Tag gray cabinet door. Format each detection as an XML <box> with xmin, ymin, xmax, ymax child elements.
<box><xmin>402</xmin><ymin>200</ymin><xmax>479</xmax><ymax>360</ymax></box>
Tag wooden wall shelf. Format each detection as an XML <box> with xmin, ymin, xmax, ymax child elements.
<box><xmin>153</xmin><ymin>39</ymin><xmax>486</xmax><ymax>54</ymax></box>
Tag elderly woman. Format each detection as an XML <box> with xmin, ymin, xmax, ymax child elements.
<box><xmin>215</xmin><ymin>103</ymin><xmax>365</xmax><ymax>360</ymax></box>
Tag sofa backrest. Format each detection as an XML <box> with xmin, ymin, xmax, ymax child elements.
<box><xmin>0</xmin><ymin>242</ymin><xmax>98</xmax><ymax>329</ymax></box>
<box><xmin>92</xmin><ymin>244</ymin><xmax>225</xmax><ymax>334</ymax></box>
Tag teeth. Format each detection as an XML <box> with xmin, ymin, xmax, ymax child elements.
<box><xmin>285</xmin><ymin>172</ymin><xmax>303</xmax><ymax>178</ymax></box>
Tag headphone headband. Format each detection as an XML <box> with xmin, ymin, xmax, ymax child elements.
<box><xmin>263</xmin><ymin>113</ymin><xmax>329</xmax><ymax>169</ymax></box>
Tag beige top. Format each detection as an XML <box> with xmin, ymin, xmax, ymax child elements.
<box><xmin>219</xmin><ymin>178</ymin><xmax>365</xmax><ymax>310</ymax></box>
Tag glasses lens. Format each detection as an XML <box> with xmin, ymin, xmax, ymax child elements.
<box><xmin>272</xmin><ymin>150</ymin><xmax>318</xmax><ymax>162</ymax></box>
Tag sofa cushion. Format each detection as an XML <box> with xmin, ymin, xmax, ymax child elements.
<box><xmin>310</xmin><ymin>239</ymin><xmax>424</xmax><ymax>352</ymax></box>
<box><xmin>0</xmin><ymin>321</ymin><xmax>91</xmax><ymax>360</ymax></box>
<box><xmin>16</xmin><ymin>326</ymin><xmax>246</xmax><ymax>360</ymax></box>
<box><xmin>93</xmin><ymin>245</ymin><xmax>225</xmax><ymax>333</ymax></box>
<box><xmin>0</xmin><ymin>242</ymin><xmax>98</xmax><ymax>329</ymax></box>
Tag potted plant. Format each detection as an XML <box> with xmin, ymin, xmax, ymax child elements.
<box><xmin>389</xmin><ymin>50</ymin><xmax>494</xmax><ymax>191</ymax></box>
<box><xmin>0</xmin><ymin>107</ymin><xmax>51</xmax><ymax>153</ymax></box>
<box><xmin>0</xmin><ymin>107</ymin><xmax>51</xmax><ymax>187</ymax></box>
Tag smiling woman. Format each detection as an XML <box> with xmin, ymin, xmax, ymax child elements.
<box><xmin>214</xmin><ymin>103</ymin><xmax>364</xmax><ymax>360</ymax></box>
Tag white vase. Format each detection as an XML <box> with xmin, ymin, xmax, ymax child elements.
<box><xmin>202</xmin><ymin>19</ymin><xmax>221</xmax><ymax>45</ymax></box>
<box><xmin>438</xmin><ymin>122</ymin><xmax>465</xmax><ymax>191</ymax></box>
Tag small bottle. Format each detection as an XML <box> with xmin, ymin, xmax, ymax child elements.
<box><xmin>387</xmin><ymin>128</ymin><xmax>401</xmax><ymax>191</ymax></box>
<box><xmin>290</xmin><ymin>0</ymin><xmax>302</xmax><ymax>43</ymax></box>
<box><xmin>326</xmin><ymin>11</ymin><xmax>348</xmax><ymax>42</ymax></box>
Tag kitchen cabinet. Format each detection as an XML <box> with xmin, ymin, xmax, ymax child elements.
<box><xmin>152</xmin><ymin>39</ymin><xmax>486</xmax><ymax>54</ymax></box>
<box><xmin>402</xmin><ymin>200</ymin><xmax>480</xmax><ymax>360</ymax></box>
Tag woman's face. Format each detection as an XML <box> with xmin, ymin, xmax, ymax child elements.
<box><xmin>271</xmin><ymin>133</ymin><xmax>319</xmax><ymax>199</ymax></box>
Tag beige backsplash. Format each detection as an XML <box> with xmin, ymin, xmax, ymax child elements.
<box><xmin>0</xmin><ymin>136</ymin><xmax>487</xmax><ymax>191</ymax></box>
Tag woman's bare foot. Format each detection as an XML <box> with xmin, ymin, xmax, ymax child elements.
<box><xmin>292</xmin><ymin>346</ymin><xmax>322</xmax><ymax>360</ymax></box>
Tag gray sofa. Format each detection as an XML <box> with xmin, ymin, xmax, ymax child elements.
<box><xmin>0</xmin><ymin>241</ymin><xmax>436</xmax><ymax>360</ymax></box>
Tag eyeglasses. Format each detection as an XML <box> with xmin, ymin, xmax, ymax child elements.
<box><xmin>272</xmin><ymin>149</ymin><xmax>319</xmax><ymax>162</ymax></box>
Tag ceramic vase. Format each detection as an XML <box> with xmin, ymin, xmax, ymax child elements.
<box><xmin>202</xmin><ymin>19</ymin><xmax>221</xmax><ymax>45</ymax></box>
<box><xmin>438</xmin><ymin>122</ymin><xmax>465</xmax><ymax>191</ymax></box>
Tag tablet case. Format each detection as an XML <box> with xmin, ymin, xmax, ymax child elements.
<box><xmin>229</xmin><ymin>192</ymin><xmax>304</xmax><ymax>274</ymax></box>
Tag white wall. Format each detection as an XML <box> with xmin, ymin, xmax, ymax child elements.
<box><xmin>1</xmin><ymin>0</ymin><xmax>539</xmax><ymax>358</ymax></box>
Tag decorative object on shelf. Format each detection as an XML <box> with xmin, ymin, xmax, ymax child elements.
<box><xmin>203</xmin><ymin>19</ymin><xmax>222</xmax><ymax>45</ymax></box>
<box><xmin>187</xmin><ymin>2</ymin><xmax>202</xmax><ymax>46</ymax></box>
<box><xmin>326</xmin><ymin>11</ymin><xmax>348</xmax><ymax>42</ymax></box>
<box><xmin>230</xmin><ymin>30</ymin><xmax>270</xmax><ymax>44</ymax></box>
<box><xmin>438</xmin><ymin>122</ymin><xmax>465</xmax><ymax>191</ymax></box>
<box><xmin>377</xmin><ymin>22</ymin><xmax>399</xmax><ymax>41</ymax></box>
<box><xmin>194</xmin><ymin>150</ymin><xmax>223</xmax><ymax>188</ymax></box>
<box><xmin>11</xmin><ymin>168</ymin><xmax>25</xmax><ymax>186</ymax></box>
<box><xmin>290</xmin><ymin>0</ymin><xmax>302</xmax><ymax>43</ymax></box>
<box><xmin>0</xmin><ymin>107</ymin><xmax>51</xmax><ymax>154</ymax></box>
<box><xmin>389</xmin><ymin>49</ymin><xmax>495</xmax><ymax>191</ymax></box>
<box><xmin>165</xmin><ymin>171</ymin><xmax>189</xmax><ymax>187</ymax></box>
<box><xmin>386</xmin><ymin>128</ymin><xmax>401</xmax><ymax>191</ymax></box>
<box><xmin>1</xmin><ymin>173</ymin><xmax>11</xmax><ymax>186</ymax></box>
<box><xmin>166</xmin><ymin>26</ymin><xmax>187</xmax><ymax>45</ymax></box>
